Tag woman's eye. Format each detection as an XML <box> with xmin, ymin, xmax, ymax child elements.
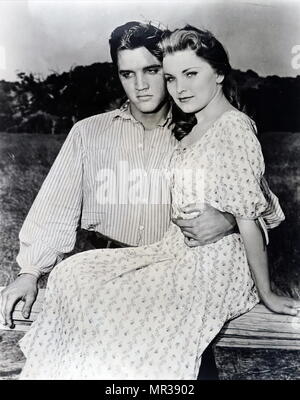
<box><xmin>165</xmin><ymin>76</ymin><xmax>174</xmax><ymax>83</ymax></box>
<box><xmin>186</xmin><ymin>71</ymin><xmax>197</xmax><ymax>78</ymax></box>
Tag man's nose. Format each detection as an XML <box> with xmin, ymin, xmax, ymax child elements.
<box><xmin>135</xmin><ymin>74</ymin><xmax>149</xmax><ymax>91</ymax></box>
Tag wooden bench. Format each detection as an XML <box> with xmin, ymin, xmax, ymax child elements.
<box><xmin>1</xmin><ymin>286</ymin><xmax>299</xmax><ymax>380</ymax></box>
<box><xmin>1</xmin><ymin>286</ymin><xmax>299</xmax><ymax>350</ymax></box>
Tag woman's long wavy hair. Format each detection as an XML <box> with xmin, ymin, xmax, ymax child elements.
<box><xmin>159</xmin><ymin>25</ymin><xmax>243</xmax><ymax>140</ymax></box>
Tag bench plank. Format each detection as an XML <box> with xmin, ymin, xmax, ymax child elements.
<box><xmin>217</xmin><ymin>304</ymin><xmax>300</xmax><ymax>350</ymax></box>
<box><xmin>1</xmin><ymin>287</ymin><xmax>300</xmax><ymax>349</ymax></box>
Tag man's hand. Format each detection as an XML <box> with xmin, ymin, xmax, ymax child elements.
<box><xmin>172</xmin><ymin>203</ymin><xmax>237</xmax><ymax>247</ymax></box>
<box><xmin>0</xmin><ymin>274</ymin><xmax>38</xmax><ymax>329</ymax></box>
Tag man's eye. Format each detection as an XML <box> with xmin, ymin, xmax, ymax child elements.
<box><xmin>120</xmin><ymin>72</ymin><xmax>133</xmax><ymax>79</ymax></box>
<box><xmin>147</xmin><ymin>68</ymin><xmax>160</xmax><ymax>74</ymax></box>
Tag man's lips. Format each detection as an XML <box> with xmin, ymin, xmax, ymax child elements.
<box><xmin>137</xmin><ymin>95</ymin><xmax>153</xmax><ymax>100</ymax></box>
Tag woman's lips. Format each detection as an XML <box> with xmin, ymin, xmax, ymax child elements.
<box><xmin>178</xmin><ymin>96</ymin><xmax>194</xmax><ymax>103</ymax></box>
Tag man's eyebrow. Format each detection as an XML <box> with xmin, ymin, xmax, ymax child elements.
<box><xmin>144</xmin><ymin>64</ymin><xmax>162</xmax><ymax>70</ymax></box>
<box><xmin>119</xmin><ymin>65</ymin><xmax>161</xmax><ymax>74</ymax></box>
<box><xmin>119</xmin><ymin>69</ymin><xmax>132</xmax><ymax>74</ymax></box>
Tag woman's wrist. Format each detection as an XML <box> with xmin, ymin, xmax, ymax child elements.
<box><xmin>257</xmin><ymin>286</ymin><xmax>273</xmax><ymax>302</ymax></box>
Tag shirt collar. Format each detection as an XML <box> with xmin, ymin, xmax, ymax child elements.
<box><xmin>113</xmin><ymin>100</ymin><xmax>172</xmax><ymax>128</ymax></box>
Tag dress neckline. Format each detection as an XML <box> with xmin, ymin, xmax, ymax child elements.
<box><xmin>179</xmin><ymin>109</ymin><xmax>240</xmax><ymax>150</ymax></box>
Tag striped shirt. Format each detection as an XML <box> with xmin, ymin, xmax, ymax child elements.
<box><xmin>17</xmin><ymin>104</ymin><xmax>178</xmax><ymax>277</ymax></box>
<box><xmin>16</xmin><ymin>104</ymin><xmax>284</xmax><ymax>278</ymax></box>
<box><xmin>258</xmin><ymin>177</ymin><xmax>285</xmax><ymax>245</ymax></box>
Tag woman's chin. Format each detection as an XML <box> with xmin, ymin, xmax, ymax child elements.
<box><xmin>175</xmin><ymin>101</ymin><xmax>198</xmax><ymax>114</ymax></box>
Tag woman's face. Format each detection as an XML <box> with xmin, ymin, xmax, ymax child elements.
<box><xmin>163</xmin><ymin>49</ymin><xmax>223</xmax><ymax>114</ymax></box>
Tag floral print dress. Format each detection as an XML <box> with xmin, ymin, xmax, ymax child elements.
<box><xmin>19</xmin><ymin>110</ymin><xmax>284</xmax><ymax>380</ymax></box>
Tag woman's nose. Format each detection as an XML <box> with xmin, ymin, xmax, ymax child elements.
<box><xmin>176</xmin><ymin>80</ymin><xmax>186</xmax><ymax>94</ymax></box>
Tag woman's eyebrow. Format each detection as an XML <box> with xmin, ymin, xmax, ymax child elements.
<box><xmin>182</xmin><ymin>67</ymin><xmax>200</xmax><ymax>73</ymax></box>
<box><xmin>163</xmin><ymin>67</ymin><xmax>200</xmax><ymax>76</ymax></box>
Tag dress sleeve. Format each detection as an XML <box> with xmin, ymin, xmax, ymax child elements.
<box><xmin>208</xmin><ymin>113</ymin><xmax>270</xmax><ymax>219</ymax></box>
<box><xmin>16</xmin><ymin>124</ymin><xmax>84</xmax><ymax>278</ymax></box>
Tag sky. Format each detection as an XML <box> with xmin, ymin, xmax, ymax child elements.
<box><xmin>0</xmin><ymin>0</ymin><xmax>299</xmax><ymax>81</ymax></box>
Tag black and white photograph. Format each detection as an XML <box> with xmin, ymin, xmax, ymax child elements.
<box><xmin>0</xmin><ymin>0</ymin><xmax>299</xmax><ymax>382</ymax></box>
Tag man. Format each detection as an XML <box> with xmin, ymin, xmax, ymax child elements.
<box><xmin>0</xmin><ymin>21</ymin><xmax>237</xmax><ymax>330</ymax></box>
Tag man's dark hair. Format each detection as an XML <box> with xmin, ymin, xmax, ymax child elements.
<box><xmin>109</xmin><ymin>21</ymin><xmax>166</xmax><ymax>65</ymax></box>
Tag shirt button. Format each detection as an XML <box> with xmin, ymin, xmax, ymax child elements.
<box><xmin>139</xmin><ymin>225</ymin><xmax>144</xmax><ymax>231</ymax></box>
<box><xmin>138</xmin><ymin>143</ymin><xmax>143</xmax><ymax>149</ymax></box>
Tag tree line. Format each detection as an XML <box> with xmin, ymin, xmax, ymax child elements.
<box><xmin>0</xmin><ymin>63</ymin><xmax>299</xmax><ymax>134</ymax></box>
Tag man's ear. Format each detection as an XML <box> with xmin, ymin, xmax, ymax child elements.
<box><xmin>216</xmin><ymin>74</ymin><xmax>224</xmax><ymax>84</ymax></box>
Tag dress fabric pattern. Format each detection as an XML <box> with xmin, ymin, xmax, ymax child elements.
<box><xmin>19</xmin><ymin>110</ymin><xmax>283</xmax><ymax>380</ymax></box>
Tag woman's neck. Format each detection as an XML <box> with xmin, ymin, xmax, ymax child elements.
<box><xmin>180</xmin><ymin>89</ymin><xmax>236</xmax><ymax>147</ymax></box>
<box><xmin>195</xmin><ymin>88</ymin><xmax>235</xmax><ymax>127</ymax></box>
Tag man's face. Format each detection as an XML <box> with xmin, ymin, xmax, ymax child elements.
<box><xmin>117</xmin><ymin>47</ymin><xmax>167</xmax><ymax>114</ymax></box>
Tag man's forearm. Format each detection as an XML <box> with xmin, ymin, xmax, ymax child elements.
<box><xmin>16</xmin><ymin>124</ymin><xmax>83</xmax><ymax>276</ymax></box>
<box><xmin>173</xmin><ymin>203</ymin><xmax>237</xmax><ymax>246</ymax></box>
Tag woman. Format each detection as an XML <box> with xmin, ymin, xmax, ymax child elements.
<box><xmin>19</xmin><ymin>26</ymin><xmax>300</xmax><ymax>380</ymax></box>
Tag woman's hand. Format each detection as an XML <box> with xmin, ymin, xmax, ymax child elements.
<box><xmin>261</xmin><ymin>291</ymin><xmax>300</xmax><ymax>316</ymax></box>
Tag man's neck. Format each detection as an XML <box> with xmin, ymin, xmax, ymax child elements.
<box><xmin>129</xmin><ymin>101</ymin><xmax>170</xmax><ymax>130</ymax></box>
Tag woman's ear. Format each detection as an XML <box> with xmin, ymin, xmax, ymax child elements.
<box><xmin>216</xmin><ymin>74</ymin><xmax>224</xmax><ymax>84</ymax></box>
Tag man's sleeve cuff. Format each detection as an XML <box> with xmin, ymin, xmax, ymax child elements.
<box><xmin>258</xmin><ymin>216</ymin><xmax>269</xmax><ymax>246</ymax></box>
<box><xmin>18</xmin><ymin>266</ymin><xmax>42</xmax><ymax>279</ymax></box>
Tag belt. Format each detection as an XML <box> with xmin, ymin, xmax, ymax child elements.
<box><xmin>85</xmin><ymin>225</ymin><xmax>239</xmax><ymax>249</ymax></box>
<box><xmin>227</xmin><ymin>225</ymin><xmax>239</xmax><ymax>236</ymax></box>
<box><xmin>85</xmin><ymin>230</ymin><xmax>130</xmax><ymax>249</ymax></box>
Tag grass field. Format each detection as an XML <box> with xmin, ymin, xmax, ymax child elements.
<box><xmin>0</xmin><ymin>133</ymin><xmax>66</xmax><ymax>285</ymax></box>
<box><xmin>0</xmin><ymin>131</ymin><xmax>299</xmax><ymax>298</ymax></box>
